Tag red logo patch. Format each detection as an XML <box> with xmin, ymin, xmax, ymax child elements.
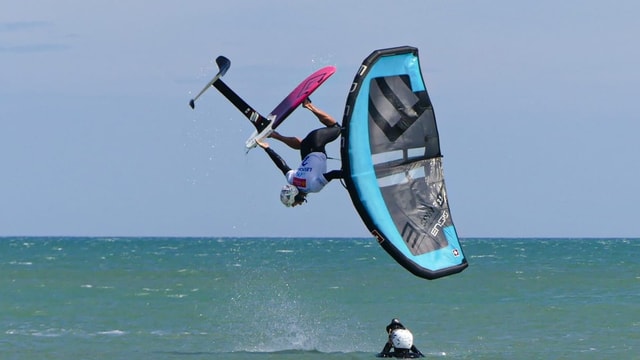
<box><xmin>293</xmin><ymin>177</ymin><xmax>306</xmax><ymax>188</ymax></box>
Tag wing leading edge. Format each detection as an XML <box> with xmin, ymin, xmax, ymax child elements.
<box><xmin>341</xmin><ymin>46</ymin><xmax>468</xmax><ymax>280</ymax></box>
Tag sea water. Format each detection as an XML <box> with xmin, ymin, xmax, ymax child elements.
<box><xmin>1</xmin><ymin>237</ymin><xmax>638</xmax><ymax>359</ymax></box>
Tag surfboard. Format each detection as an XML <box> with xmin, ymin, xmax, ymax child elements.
<box><xmin>189</xmin><ymin>56</ymin><xmax>335</xmax><ymax>151</ymax></box>
<box><xmin>244</xmin><ymin>65</ymin><xmax>336</xmax><ymax>150</ymax></box>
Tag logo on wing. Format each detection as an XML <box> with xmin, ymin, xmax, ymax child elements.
<box><xmin>368</xmin><ymin>75</ymin><xmax>432</xmax><ymax>142</ymax></box>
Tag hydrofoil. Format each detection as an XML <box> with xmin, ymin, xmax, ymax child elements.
<box><xmin>189</xmin><ymin>55</ymin><xmax>336</xmax><ymax>151</ymax></box>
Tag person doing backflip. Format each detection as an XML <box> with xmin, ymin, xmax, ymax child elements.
<box><xmin>257</xmin><ymin>98</ymin><xmax>342</xmax><ymax>207</ymax></box>
<box><xmin>377</xmin><ymin>318</ymin><xmax>425</xmax><ymax>358</ymax></box>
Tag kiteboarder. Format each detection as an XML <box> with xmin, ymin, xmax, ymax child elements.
<box><xmin>377</xmin><ymin>319</ymin><xmax>425</xmax><ymax>358</ymax></box>
<box><xmin>257</xmin><ymin>98</ymin><xmax>342</xmax><ymax>207</ymax></box>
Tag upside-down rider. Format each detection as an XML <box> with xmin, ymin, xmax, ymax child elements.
<box><xmin>256</xmin><ymin>98</ymin><xmax>342</xmax><ymax>207</ymax></box>
<box><xmin>377</xmin><ymin>318</ymin><xmax>425</xmax><ymax>358</ymax></box>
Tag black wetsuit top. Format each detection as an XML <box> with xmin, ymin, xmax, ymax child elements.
<box><xmin>262</xmin><ymin>124</ymin><xmax>343</xmax><ymax>182</ymax></box>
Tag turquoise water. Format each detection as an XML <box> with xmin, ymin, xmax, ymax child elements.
<box><xmin>1</xmin><ymin>237</ymin><xmax>638</xmax><ymax>359</ymax></box>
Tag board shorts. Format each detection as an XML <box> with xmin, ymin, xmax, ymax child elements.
<box><xmin>300</xmin><ymin>124</ymin><xmax>341</xmax><ymax>160</ymax></box>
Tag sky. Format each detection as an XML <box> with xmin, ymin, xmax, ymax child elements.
<box><xmin>1</xmin><ymin>1</ymin><xmax>639</xmax><ymax>238</ymax></box>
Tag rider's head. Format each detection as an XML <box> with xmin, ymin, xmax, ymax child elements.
<box><xmin>386</xmin><ymin>318</ymin><xmax>405</xmax><ymax>333</ymax></box>
<box><xmin>280</xmin><ymin>184</ymin><xmax>307</xmax><ymax>207</ymax></box>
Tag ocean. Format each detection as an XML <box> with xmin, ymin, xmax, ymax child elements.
<box><xmin>1</xmin><ymin>237</ymin><xmax>638</xmax><ymax>360</ymax></box>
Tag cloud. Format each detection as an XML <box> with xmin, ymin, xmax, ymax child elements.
<box><xmin>0</xmin><ymin>43</ymin><xmax>70</xmax><ymax>53</ymax></box>
<box><xmin>0</xmin><ymin>21</ymin><xmax>69</xmax><ymax>53</ymax></box>
<box><xmin>0</xmin><ymin>21</ymin><xmax>51</xmax><ymax>32</ymax></box>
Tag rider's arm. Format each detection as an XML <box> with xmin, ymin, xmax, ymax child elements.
<box><xmin>322</xmin><ymin>169</ymin><xmax>342</xmax><ymax>182</ymax></box>
<box><xmin>262</xmin><ymin>147</ymin><xmax>291</xmax><ymax>176</ymax></box>
<box><xmin>410</xmin><ymin>345</ymin><xmax>425</xmax><ymax>357</ymax></box>
<box><xmin>377</xmin><ymin>342</ymin><xmax>393</xmax><ymax>358</ymax></box>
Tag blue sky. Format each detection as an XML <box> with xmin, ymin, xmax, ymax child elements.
<box><xmin>1</xmin><ymin>1</ymin><xmax>638</xmax><ymax>238</ymax></box>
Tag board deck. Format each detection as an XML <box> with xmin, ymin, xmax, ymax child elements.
<box><xmin>244</xmin><ymin>65</ymin><xmax>336</xmax><ymax>150</ymax></box>
<box><xmin>269</xmin><ymin>65</ymin><xmax>336</xmax><ymax>128</ymax></box>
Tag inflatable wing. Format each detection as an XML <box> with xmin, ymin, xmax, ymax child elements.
<box><xmin>341</xmin><ymin>46</ymin><xmax>468</xmax><ymax>280</ymax></box>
